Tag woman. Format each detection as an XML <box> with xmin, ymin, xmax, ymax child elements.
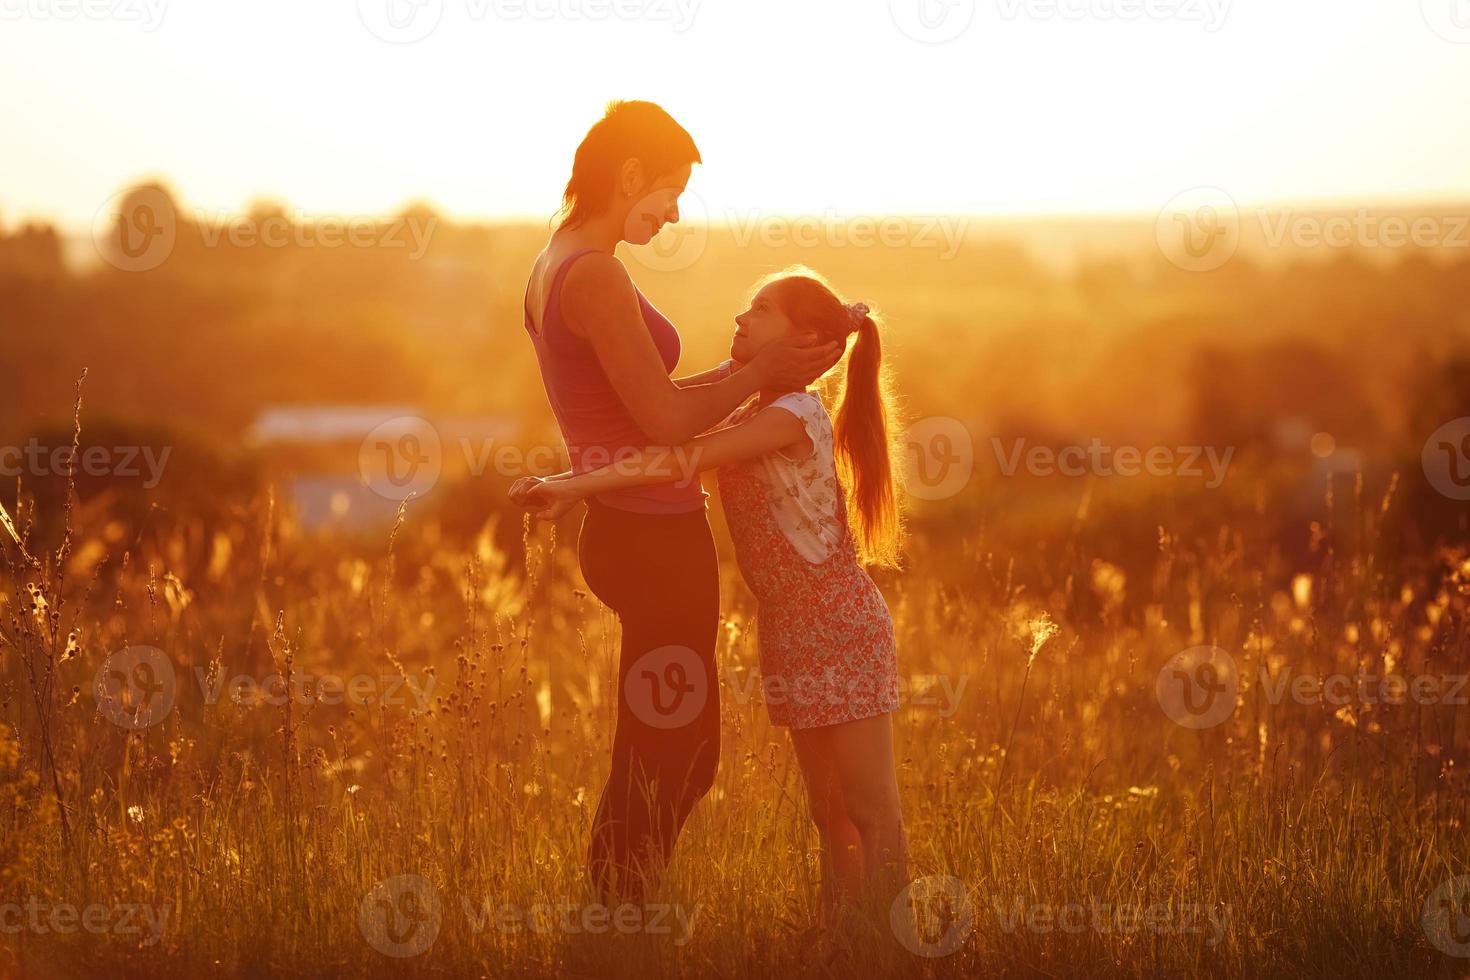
<box><xmin>523</xmin><ymin>100</ymin><xmax>839</xmax><ymax>903</ymax></box>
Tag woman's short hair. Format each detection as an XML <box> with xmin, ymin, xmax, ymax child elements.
<box><xmin>558</xmin><ymin>100</ymin><xmax>701</xmax><ymax>229</ymax></box>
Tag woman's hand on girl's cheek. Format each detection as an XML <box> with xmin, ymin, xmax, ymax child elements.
<box><xmin>751</xmin><ymin>334</ymin><xmax>835</xmax><ymax>389</ymax></box>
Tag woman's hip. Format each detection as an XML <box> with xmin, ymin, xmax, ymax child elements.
<box><xmin>578</xmin><ymin>498</ymin><xmax>718</xmax><ymax>616</ymax></box>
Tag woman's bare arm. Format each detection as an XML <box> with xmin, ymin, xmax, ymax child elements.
<box><xmin>509</xmin><ymin>408</ymin><xmax>809</xmax><ymax>516</ymax></box>
<box><xmin>673</xmin><ymin>361</ymin><xmax>732</xmax><ymax>388</ymax></box>
<box><xmin>561</xmin><ymin>253</ymin><xmax>838</xmax><ymax>446</ymax></box>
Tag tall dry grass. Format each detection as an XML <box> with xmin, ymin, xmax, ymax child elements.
<box><xmin>2</xmin><ymin>395</ymin><xmax>1469</xmax><ymax>979</ymax></box>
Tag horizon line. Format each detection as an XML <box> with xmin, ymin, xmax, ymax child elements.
<box><xmin>8</xmin><ymin>189</ymin><xmax>1470</xmax><ymax>237</ymax></box>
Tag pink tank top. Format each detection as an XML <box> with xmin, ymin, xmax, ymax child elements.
<box><xmin>523</xmin><ymin>248</ymin><xmax>707</xmax><ymax>514</ymax></box>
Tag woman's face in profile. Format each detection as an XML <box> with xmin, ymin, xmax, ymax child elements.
<box><xmin>622</xmin><ymin>162</ymin><xmax>692</xmax><ymax>246</ymax></box>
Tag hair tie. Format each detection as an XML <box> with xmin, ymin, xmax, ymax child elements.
<box><xmin>846</xmin><ymin>302</ymin><xmax>870</xmax><ymax>329</ymax></box>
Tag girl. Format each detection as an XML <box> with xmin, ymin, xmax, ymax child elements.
<box><xmin>511</xmin><ymin>266</ymin><xmax>908</xmax><ymax>923</ymax></box>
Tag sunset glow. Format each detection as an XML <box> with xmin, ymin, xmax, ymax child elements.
<box><xmin>4</xmin><ymin>0</ymin><xmax>1469</xmax><ymax>230</ymax></box>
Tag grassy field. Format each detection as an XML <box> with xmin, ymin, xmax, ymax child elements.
<box><xmin>3</xmin><ymin>396</ymin><xmax>1469</xmax><ymax>978</ymax></box>
<box><xmin>3</xmin><ymin>214</ymin><xmax>1470</xmax><ymax>977</ymax></box>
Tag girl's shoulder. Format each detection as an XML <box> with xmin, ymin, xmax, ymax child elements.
<box><xmin>762</xmin><ymin>390</ymin><xmax>832</xmax><ymax>463</ymax></box>
<box><xmin>766</xmin><ymin>390</ymin><xmax>830</xmax><ymax>427</ymax></box>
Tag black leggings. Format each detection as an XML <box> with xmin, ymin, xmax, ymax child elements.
<box><xmin>577</xmin><ymin>498</ymin><xmax>721</xmax><ymax>902</ymax></box>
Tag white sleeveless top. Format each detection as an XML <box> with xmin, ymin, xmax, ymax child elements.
<box><xmin>727</xmin><ymin>390</ymin><xmax>844</xmax><ymax>564</ymax></box>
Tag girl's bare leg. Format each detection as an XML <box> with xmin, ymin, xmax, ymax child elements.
<box><xmin>825</xmin><ymin>712</ymin><xmax>908</xmax><ymax>906</ymax></box>
<box><xmin>791</xmin><ymin>726</ymin><xmax>865</xmax><ymax>924</ymax></box>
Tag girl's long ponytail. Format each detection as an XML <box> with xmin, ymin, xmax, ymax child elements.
<box><xmin>834</xmin><ymin>310</ymin><xmax>900</xmax><ymax>567</ymax></box>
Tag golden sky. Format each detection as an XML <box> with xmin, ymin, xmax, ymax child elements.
<box><xmin>3</xmin><ymin>0</ymin><xmax>1469</xmax><ymax>230</ymax></box>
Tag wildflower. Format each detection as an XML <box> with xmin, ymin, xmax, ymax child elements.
<box><xmin>1027</xmin><ymin>613</ymin><xmax>1059</xmax><ymax>666</ymax></box>
<box><xmin>1292</xmin><ymin>574</ymin><xmax>1313</xmax><ymax>610</ymax></box>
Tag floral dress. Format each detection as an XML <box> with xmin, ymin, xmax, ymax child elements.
<box><xmin>716</xmin><ymin>391</ymin><xmax>899</xmax><ymax>729</ymax></box>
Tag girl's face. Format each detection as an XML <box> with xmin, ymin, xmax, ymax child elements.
<box><xmin>622</xmin><ymin>163</ymin><xmax>692</xmax><ymax>246</ymax></box>
<box><xmin>730</xmin><ymin>283</ymin><xmax>796</xmax><ymax>363</ymax></box>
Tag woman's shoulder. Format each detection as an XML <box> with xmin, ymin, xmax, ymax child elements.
<box><xmin>554</xmin><ymin>249</ymin><xmax>645</xmax><ymax>338</ymax></box>
<box><xmin>557</xmin><ymin>247</ymin><xmax>628</xmax><ymax>294</ymax></box>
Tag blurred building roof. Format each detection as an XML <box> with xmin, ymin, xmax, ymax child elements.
<box><xmin>248</xmin><ymin>405</ymin><xmax>516</xmax><ymax>445</ymax></box>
